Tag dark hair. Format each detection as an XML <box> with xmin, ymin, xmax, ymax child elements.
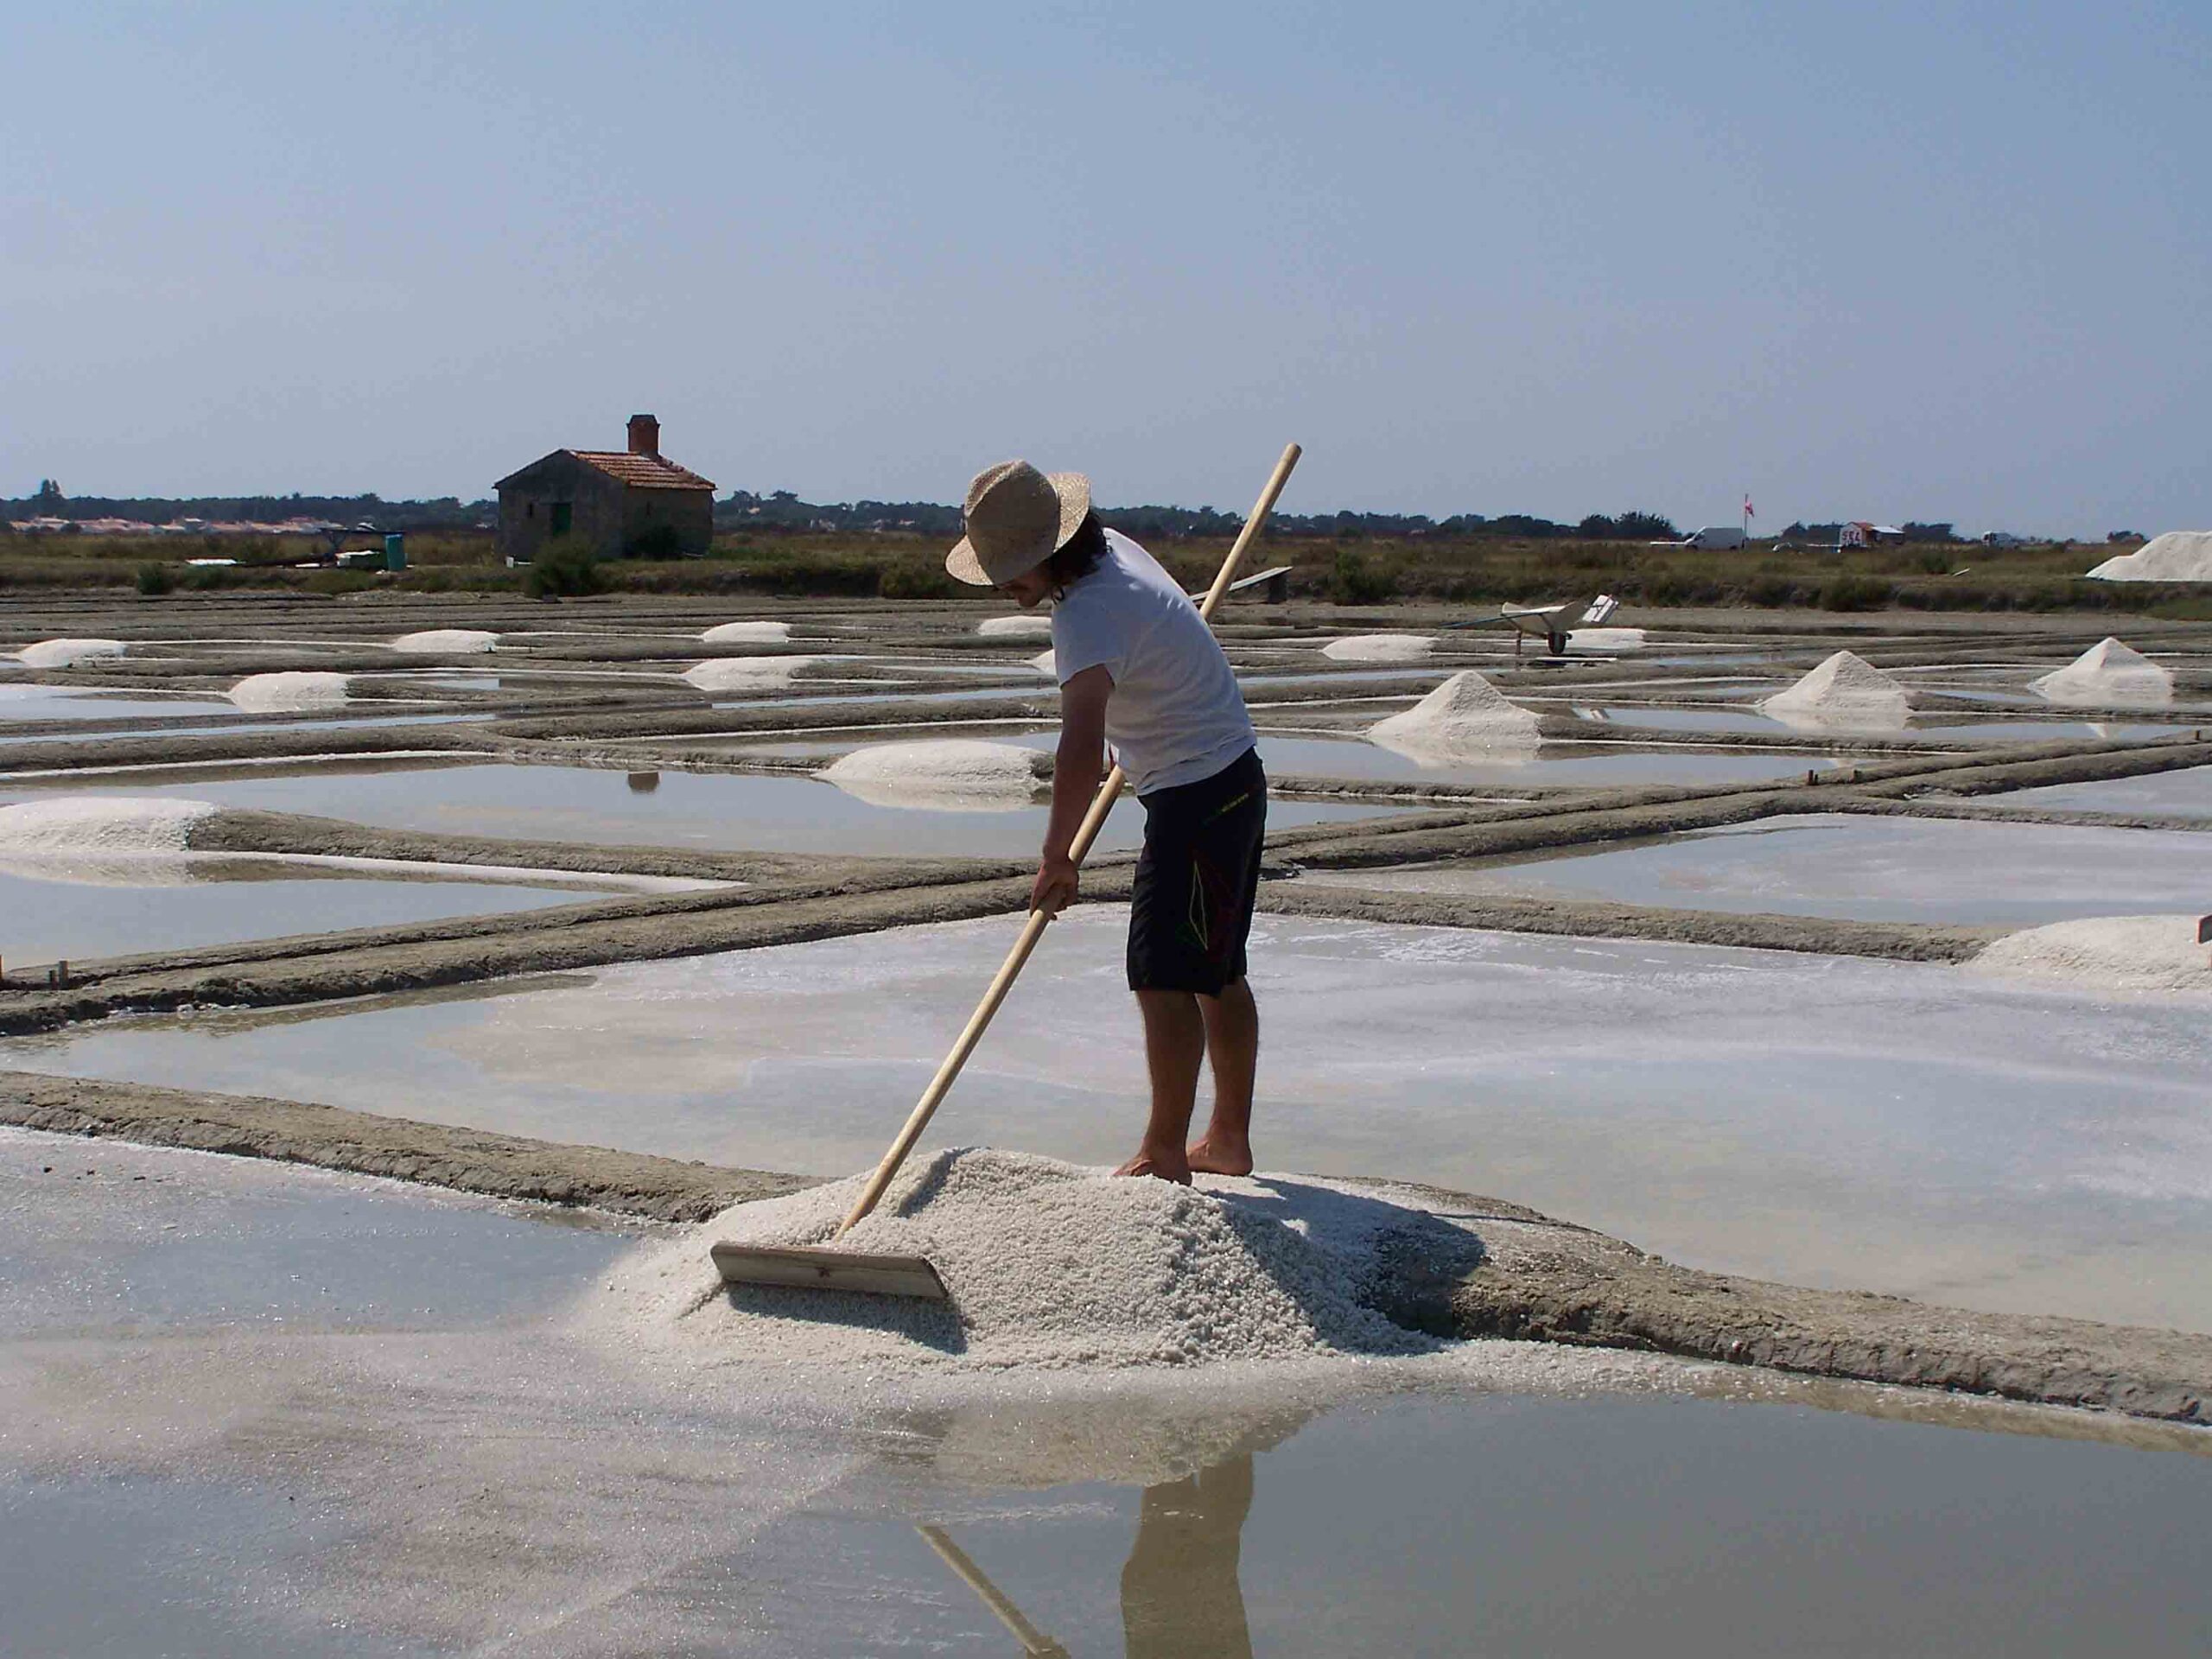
<box><xmin>1040</xmin><ymin>511</ymin><xmax>1106</xmax><ymax>594</ymax></box>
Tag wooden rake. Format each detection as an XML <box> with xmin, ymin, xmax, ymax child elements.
<box><xmin>710</xmin><ymin>442</ymin><xmax>1303</xmax><ymax>1300</ymax></box>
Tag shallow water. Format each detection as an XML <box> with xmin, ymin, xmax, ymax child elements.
<box><xmin>0</xmin><ymin>686</ymin><xmax>238</xmax><ymax>723</ymax></box>
<box><xmin>11</xmin><ymin>910</ymin><xmax>2209</xmax><ymax>1332</ymax></box>
<box><xmin>1997</xmin><ymin>763</ymin><xmax>2212</xmax><ymax>819</ymax></box>
<box><xmin>0</xmin><ymin>859</ymin><xmax>595</xmax><ymax>967</ymax></box>
<box><xmin>0</xmin><ymin>1126</ymin><xmax>644</xmax><ymax>1334</ymax></box>
<box><xmin>3</xmin><ymin>1128</ymin><xmax>2207</xmax><ymax>1656</ymax></box>
<box><xmin>0</xmin><ymin>760</ymin><xmax>1410</xmax><ymax>857</ymax></box>
<box><xmin>733</xmin><ymin>728</ymin><xmax>1844</xmax><ymax>789</ymax></box>
<box><xmin>1319</xmin><ymin>811</ymin><xmax>2212</xmax><ymax>925</ymax></box>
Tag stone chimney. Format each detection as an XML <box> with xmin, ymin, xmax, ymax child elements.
<box><xmin>626</xmin><ymin>413</ymin><xmax>660</xmax><ymax>457</ymax></box>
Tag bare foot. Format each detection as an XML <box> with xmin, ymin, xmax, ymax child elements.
<box><xmin>1185</xmin><ymin>1136</ymin><xmax>1253</xmax><ymax>1177</ymax></box>
<box><xmin>1114</xmin><ymin>1147</ymin><xmax>1192</xmax><ymax>1185</ymax></box>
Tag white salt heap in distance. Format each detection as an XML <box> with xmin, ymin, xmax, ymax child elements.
<box><xmin>1567</xmin><ymin>626</ymin><xmax>1647</xmax><ymax>652</ymax></box>
<box><xmin>0</xmin><ymin>797</ymin><xmax>221</xmax><ymax>885</ymax></box>
<box><xmin>683</xmin><ymin>656</ymin><xmax>832</xmax><ymax>693</ymax></box>
<box><xmin>977</xmin><ymin>613</ymin><xmax>1053</xmax><ymax>640</ymax></box>
<box><xmin>1973</xmin><ymin>916</ymin><xmax>2212</xmax><ymax>995</ymax></box>
<box><xmin>14</xmin><ymin>638</ymin><xmax>127</xmax><ymax>669</ymax></box>
<box><xmin>1758</xmin><ymin>650</ymin><xmax>1911</xmax><ymax>729</ymax></box>
<box><xmin>2085</xmin><ymin>531</ymin><xmax>2212</xmax><ymax>583</ymax></box>
<box><xmin>390</xmin><ymin>628</ymin><xmax>499</xmax><ymax>654</ymax></box>
<box><xmin>227</xmin><ymin>671</ymin><xmax>351</xmax><ymax>713</ymax></box>
<box><xmin>818</xmin><ymin>739</ymin><xmax>1047</xmax><ymax>810</ymax></box>
<box><xmin>0</xmin><ymin>796</ymin><xmax>218</xmax><ymax>855</ymax></box>
<box><xmin>700</xmin><ymin>620</ymin><xmax>792</xmax><ymax>645</ymax></box>
<box><xmin>1321</xmin><ymin>632</ymin><xmax>1435</xmax><ymax>663</ymax></box>
<box><xmin>575</xmin><ymin>1148</ymin><xmax>1441</xmax><ymax>1375</ymax></box>
<box><xmin>1028</xmin><ymin>648</ymin><xmax>1058</xmax><ymax>677</ymax></box>
<box><xmin>2028</xmin><ymin>638</ymin><xmax>2173</xmax><ymax>707</ymax></box>
<box><xmin>1367</xmin><ymin>670</ymin><xmax>1541</xmax><ymax>764</ymax></box>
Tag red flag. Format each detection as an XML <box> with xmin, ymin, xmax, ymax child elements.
<box><xmin>1743</xmin><ymin>494</ymin><xmax>1756</xmax><ymax>518</ymax></box>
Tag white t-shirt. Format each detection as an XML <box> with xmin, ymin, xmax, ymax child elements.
<box><xmin>1050</xmin><ymin>529</ymin><xmax>1255</xmax><ymax>796</ymax></box>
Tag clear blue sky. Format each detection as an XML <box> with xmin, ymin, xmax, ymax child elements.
<box><xmin>3</xmin><ymin>2</ymin><xmax>2203</xmax><ymax>536</ymax></box>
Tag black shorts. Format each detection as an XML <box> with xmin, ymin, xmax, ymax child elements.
<box><xmin>1127</xmin><ymin>746</ymin><xmax>1267</xmax><ymax>995</ymax></box>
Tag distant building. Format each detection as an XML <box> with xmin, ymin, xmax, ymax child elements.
<box><xmin>495</xmin><ymin>414</ymin><xmax>715</xmax><ymax>564</ymax></box>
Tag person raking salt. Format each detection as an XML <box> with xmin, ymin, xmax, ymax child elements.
<box><xmin>944</xmin><ymin>460</ymin><xmax>1267</xmax><ymax>1184</ymax></box>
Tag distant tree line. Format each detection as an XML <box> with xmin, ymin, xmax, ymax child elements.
<box><xmin>716</xmin><ymin>488</ymin><xmax>1680</xmax><ymax>541</ymax></box>
<box><xmin>3</xmin><ymin>486</ymin><xmax>493</xmax><ymax>530</ymax></box>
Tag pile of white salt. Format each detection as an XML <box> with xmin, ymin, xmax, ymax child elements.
<box><xmin>2085</xmin><ymin>531</ymin><xmax>2212</xmax><ymax>583</ymax></box>
<box><xmin>1367</xmin><ymin>670</ymin><xmax>1541</xmax><ymax>764</ymax></box>
<box><xmin>227</xmin><ymin>671</ymin><xmax>351</xmax><ymax>712</ymax></box>
<box><xmin>390</xmin><ymin>629</ymin><xmax>499</xmax><ymax>654</ymax></box>
<box><xmin>817</xmin><ymin>740</ymin><xmax>1047</xmax><ymax>810</ymax></box>
<box><xmin>573</xmin><ymin>1147</ymin><xmax>1443</xmax><ymax>1376</ymax></box>
<box><xmin>699</xmin><ymin>620</ymin><xmax>792</xmax><ymax>645</ymax></box>
<box><xmin>977</xmin><ymin>613</ymin><xmax>1053</xmax><ymax>640</ymax></box>
<box><xmin>1321</xmin><ymin>633</ymin><xmax>1435</xmax><ymax>664</ymax></box>
<box><xmin>683</xmin><ymin>656</ymin><xmax>833</xmax><ymax>693</ymax></box>
<box><xmin>2028</xmin><ymin>639</ymin><xmax>2173</xmax><ymax>708</ymax></box>
<box><xmin>0</xmin><ymin>796</ymin><xmax>220</xmax><ymax>885</ymax></box>
<box><xmin>1758</xmin><ymin>650</ymin><xmax>1911</xmax><ymax>730</ymax></box>
<box><xmin>1972</xmin><ymin>915</ymin><xmax>2212</xmax><ymax>995</ymax></box>
<box><xmin>13</xmin><ymin>638</ymin><xmax>127</xmax><ymax>669</ymax></box>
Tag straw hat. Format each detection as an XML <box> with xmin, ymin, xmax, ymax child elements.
<box><xmin>944</xmin><ymin>460</ymin><xmax>1091</xmax><ymax>586</ymax></box>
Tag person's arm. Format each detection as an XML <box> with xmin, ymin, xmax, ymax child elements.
<box><xmin>1031</xmin><ymin>663</ymin><xmax>1112</xmax><ymax>917</ymax></box>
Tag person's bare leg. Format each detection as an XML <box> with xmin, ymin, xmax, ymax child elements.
<box><xmin>1187</xmin><ymin>976</ymin><xmax>1257</xmax><ymax>1175</ymax></box>
<box><xmin>1118</xmin><ymin>988</ymin><xmax>1204</xmax><ymax>1183</ymax></box>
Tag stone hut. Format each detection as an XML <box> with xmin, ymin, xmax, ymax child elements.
<box><xmin>495</xmin><ymin>415</ymin><xmax>715</xmax><ymax>563</ymax></box>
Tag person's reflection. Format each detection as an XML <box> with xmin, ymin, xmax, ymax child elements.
<box><xmin>1120</xmin><ymin>1452</ymin><xmax>1254</xmax><ymax>1658</ymax></box>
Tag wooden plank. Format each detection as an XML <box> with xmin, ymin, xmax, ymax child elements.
<box><xmin>709</xmin><ymin>1242</ymin><xmax>949</xmax><ymax>1300</ymax></box>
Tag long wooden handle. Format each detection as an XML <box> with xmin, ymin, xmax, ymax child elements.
<box><xmin>836</xmin><ymin>442</ymin><xmax>1303</xmax><ymax>1235</ymax></box>
<box><xmin>916</xmin><ymin>1526</ymin><xmax>1068</xmax><ymax>1656</ymax></box>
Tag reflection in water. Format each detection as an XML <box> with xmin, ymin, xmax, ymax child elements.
<box><xmin>1122</xmin><ymin>1453</ymin><xmax>1255</xmax><ymax>1658</ymax></box>
<box><xmin>625</xmin><ymin>771</ymin><xmax>660</xmax><ymax>793</ymax></box>
<box><xmin>920</xmin><ymin>1450</ymin><xmax>1257</xmax><ymax>1657</ymax></box>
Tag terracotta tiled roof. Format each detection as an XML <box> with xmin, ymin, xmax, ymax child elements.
<box><xmin>567</xmin><ymin>450</ymin><xmax>717</xmax><ymax>491</ymax></box>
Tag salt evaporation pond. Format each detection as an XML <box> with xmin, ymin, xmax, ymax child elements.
<box><xmin>0</xmin><ymin>1126</ymin><xmax>642</xmax><ymax>1335</ymax></box>
<box><xmin>11</xmin><ymin>909</ymin><xmax>2209</xmax><ymax>1332</ymax></box>
<box><xmin>1994</xmin><ymin>764</ymin><xmax>2212</xmax><ymax>819</ymax></box>
<box><xmin>10</xmin><ymin>1124</ymin><xmax>2209</xmax><ymax>1655</ymax></box>
<box><xmin>1</xmin><ymin>760</ymin><xmax>1412</xmax><ymax>857</ymax></box>
<box><xmin>0</xmin><ymin>861</ymin><xmax>597</xmax><ymax>966</ymax></box>
<box><xmin>1313</xmin><ymin>812</ymin><xmax>2212</xmax><ymax>926</ymax></box>
<box><xmin>741</xmin><ymin>730</ymin><xmax>1847</xmax><ymax>789</ymax></box>
<box><xmin>0</xmin><ymin>686</ymin><xmax>238</xmax><ymax>724</ymax></box>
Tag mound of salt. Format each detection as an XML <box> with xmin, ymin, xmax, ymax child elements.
<box><xmin>1027</xmin><ymin>648</ymin><xmax>1059</xmax><ymax>678</ymax></box>
<box><xmin>227</xmin><ymin>671</ymin><xmax>351</xmax><ymax>713</ymax></box>
<box><xmin>2028</xmin><ymin>638</ymin><xmax>2173</xmax><ymax>708</ymax></box>
<box><xmin>1567</xmin><ymin>626</ymin><xmax>1647</xmax><ymax>652</ymax></box>
<box><xmin>0</xmin><ymin>795</ymin><xmax>221</xmax><ymax>886</ymax></box>
<box><xmin>818</xmin><ymin>739</ymin><xmax>1047</xmax><ymax>810</ymax></box>
<box><xmin>390</xmin><ymin>629</ymin><xmax>499</xmax><ymax>654</ymax></box>
<box><xmin>700</xmin><ymin>620</ymin><xmax>793</xmax><ymax>645</ymax></box>
<box><xmin>683</xmin><ymin>656</ymin><xmax>833</xmax><ymax>693</ymax></box>
<box><xmin>14</xmin><ymin>638</ymin><xmax>127</xmax><ymax>669</ymax></box>
<box><xmin>1367</xmin><ymin>670</ymin><xmax>1541</xmax><ymax>765</ymax></box>
<box><xmin>1321</xmin><ymin>632</ymin><xmax>1435</xmax><ymax>664</ymax></box>
<box><xmin>1758</xmin><ymin>650</ymin><xmax>1911</xmax><ymax>730</ymax></box>
<box><xmin>574</xmin><ymin>1147</ymin><xmax>1439</xmax><ymax>1376</ymax></box>
<box><xmin>1972</xmin><ymin>915</ymin><xmax>2212</xmax><ymax>995</ymax></box>
<box><xmin>2085</xmin><ymin>531</ymin><xmax>2212</xmax><ymax>583</ymax></box>
<box><xmin>977</xmin><ymin>613</ymin><xmax>1053</xmax><ymax>640</ymax></box>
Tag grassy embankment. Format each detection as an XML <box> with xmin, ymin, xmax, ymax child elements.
<box><xmin>2</xmin><ymin>528</ymin><xmax>2204</xmax><ymax>619</ymax></box>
